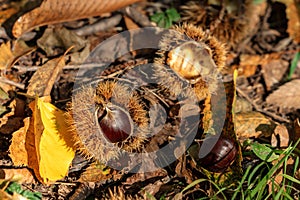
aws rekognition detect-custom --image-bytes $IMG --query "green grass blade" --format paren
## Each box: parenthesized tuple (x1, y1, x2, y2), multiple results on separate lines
(280, 174, 300, 184)
(232, 166, 252, 200)
(288, 51, 300, 80)
(250, 141, 298, 198)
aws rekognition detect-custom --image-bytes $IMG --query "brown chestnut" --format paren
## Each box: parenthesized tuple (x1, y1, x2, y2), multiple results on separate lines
(198, 136, 237, 172)
(96, 105, 133, 143)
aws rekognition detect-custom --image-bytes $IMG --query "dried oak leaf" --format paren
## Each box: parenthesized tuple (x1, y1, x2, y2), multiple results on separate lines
(266, 79, 300, 111)
(12, 0, 141, 37)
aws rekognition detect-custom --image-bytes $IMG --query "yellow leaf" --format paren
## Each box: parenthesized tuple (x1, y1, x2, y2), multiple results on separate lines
(37, 98, 75, 183)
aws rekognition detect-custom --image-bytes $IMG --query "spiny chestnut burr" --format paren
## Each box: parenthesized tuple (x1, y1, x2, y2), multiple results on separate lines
(198, 136, 237, 172)
(180, 0, 256, 48)
(68, 80, 149, 163)
(154, 23, 227, 101)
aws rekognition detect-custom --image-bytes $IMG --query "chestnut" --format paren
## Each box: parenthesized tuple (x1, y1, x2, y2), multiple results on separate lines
(96, 105, 133, 143)
(198, 136, 237, 172)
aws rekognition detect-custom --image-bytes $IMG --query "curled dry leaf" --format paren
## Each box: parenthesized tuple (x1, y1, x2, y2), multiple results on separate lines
(12, 0, 142, 37)
(266, 79, 300, 111)
(271, 124, 289, 147)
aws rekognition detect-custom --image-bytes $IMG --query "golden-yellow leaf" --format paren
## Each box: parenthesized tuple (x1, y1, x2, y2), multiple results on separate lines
(37, 98, 75, 183)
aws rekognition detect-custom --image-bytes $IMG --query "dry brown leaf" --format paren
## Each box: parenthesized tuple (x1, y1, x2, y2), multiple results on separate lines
(277, 0, 300, 43)
(37, 27, 88, 57)
(27, 54, 66, 98)
(234, 53, 284, 77)
(262, 59, 289, 90)
(0, 190, 12, 200)
(0, 42, 14, 71)
(0, 0, 29, 26)
(235, 111, 276, 140)
(9, 118, 30, 166)
(78, 161, 112, 183)
(0, 168, 35, 184)
(266, 79, 300, 111)
(0, 40, 35, 71)
(0, 99, 24, 135)
(12, 0, 142, 37)
(124, 16, 140, 30)
(269, 157, 294, 193)
(271, 124, 290, 147)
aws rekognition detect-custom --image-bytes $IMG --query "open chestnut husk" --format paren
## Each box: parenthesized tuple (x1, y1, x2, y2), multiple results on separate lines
(197, 136, 237, 172)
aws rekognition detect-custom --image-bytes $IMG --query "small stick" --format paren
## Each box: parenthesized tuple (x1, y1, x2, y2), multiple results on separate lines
(74, 14, 122, 36)
(0, 77, 25, 89)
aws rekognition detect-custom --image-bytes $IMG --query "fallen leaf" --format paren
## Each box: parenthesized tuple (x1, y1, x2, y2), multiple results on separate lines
(0, 168, 35, 184)
(276, 0, 300, 43)
(269, 156, 295, 193)
(9, 118, 30, 166)
(0, 40, 35, 71)
(233, 53, 284, 77)
(37, 27, 88, 57)
(78, 161, 112, 183)
(262, 59, 289, 90)
(0, 99, 24, 135)
(10, 97, 76, 184)
(12, 0, 142, 37)
(271, 124, 290, 147)
(35, 97, 76, 183)
(0, 87, 10, 116)
(27, 54, 66, 97)
(235, 111, 276, 140)
(124, 15, 140, 30)
(0, 0, 28, 26)
(0, 42, 14, 71)
(266, 79, 300, 111)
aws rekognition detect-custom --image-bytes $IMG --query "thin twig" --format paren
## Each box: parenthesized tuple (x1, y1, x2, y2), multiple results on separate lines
(121, 6, 154, 27)
(13, 63, 109, 72)
(0, 77, 25, 89)
(236, 86, 290, 123)
(73, 14, 122, 36)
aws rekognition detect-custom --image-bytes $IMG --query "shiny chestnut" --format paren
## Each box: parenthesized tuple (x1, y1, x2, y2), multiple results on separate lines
(96, 105, 133, 143)
(198, 136, 237, 172)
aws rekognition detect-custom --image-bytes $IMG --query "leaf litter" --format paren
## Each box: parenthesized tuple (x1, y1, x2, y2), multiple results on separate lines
(0, 0, 300, 199)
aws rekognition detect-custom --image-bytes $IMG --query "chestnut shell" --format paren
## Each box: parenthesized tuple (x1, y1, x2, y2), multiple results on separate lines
(96, 105, 132, 143)
(199, 137, 237, 172)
